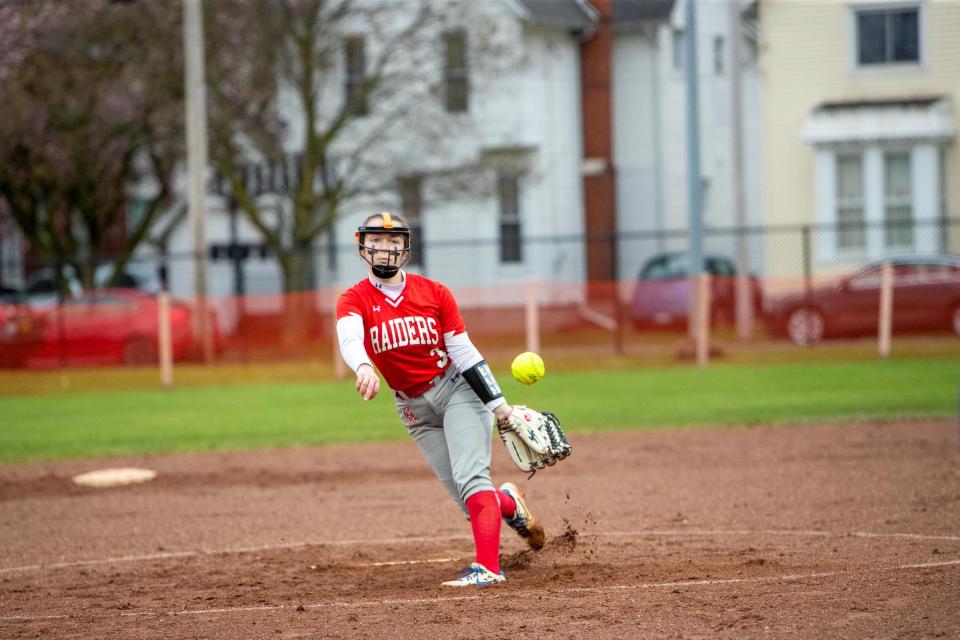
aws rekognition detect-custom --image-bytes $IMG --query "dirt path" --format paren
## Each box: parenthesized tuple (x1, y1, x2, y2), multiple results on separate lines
(1, 420, 958, 639)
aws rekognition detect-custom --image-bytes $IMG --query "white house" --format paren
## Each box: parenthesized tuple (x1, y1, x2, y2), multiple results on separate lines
(154, 0, 599, 315)
(612, 0, 764, 282)
(1, 0, 769, 319)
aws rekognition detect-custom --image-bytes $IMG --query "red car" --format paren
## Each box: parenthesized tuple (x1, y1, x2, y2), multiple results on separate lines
(28, 289, 219, 366)
(0, 299, 44, 368)
(764, 254, 960, 345)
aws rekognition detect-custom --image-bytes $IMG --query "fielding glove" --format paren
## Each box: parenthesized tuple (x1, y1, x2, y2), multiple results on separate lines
(497, 406, 572, 473)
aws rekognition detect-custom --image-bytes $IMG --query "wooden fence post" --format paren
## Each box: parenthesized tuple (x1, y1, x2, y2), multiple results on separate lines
(696, 273, 711, 368)
(878, 262, 893, 359)
(332, 286, 347, 379)
(158, 292, 173, 388)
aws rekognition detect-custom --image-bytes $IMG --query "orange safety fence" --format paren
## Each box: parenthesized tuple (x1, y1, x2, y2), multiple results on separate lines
(2, 269, 959, 373)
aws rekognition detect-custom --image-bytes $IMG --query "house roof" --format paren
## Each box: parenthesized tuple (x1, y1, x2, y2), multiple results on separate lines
(515, 0, 598, 32)
(513, 0, 674, 35)
(613, 0, 676, 25)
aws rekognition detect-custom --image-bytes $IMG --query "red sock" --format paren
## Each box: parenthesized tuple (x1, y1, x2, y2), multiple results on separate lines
(497, 489, 517, 519)
(465, 491, 502, 574)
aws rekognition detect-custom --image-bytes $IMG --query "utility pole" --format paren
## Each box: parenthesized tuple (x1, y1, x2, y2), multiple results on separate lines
(684, 0, 707, 366)
(729, 0, 753, 342)
(183, 0, 212, 361)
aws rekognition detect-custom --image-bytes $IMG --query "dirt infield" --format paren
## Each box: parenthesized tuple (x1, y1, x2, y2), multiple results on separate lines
(1, 420, 958, 639)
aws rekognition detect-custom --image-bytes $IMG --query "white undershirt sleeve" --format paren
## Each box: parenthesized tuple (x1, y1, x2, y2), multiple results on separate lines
(443, 330, 483, 371)
(444, 330, 507, 412)
(336, 313, 373, 374)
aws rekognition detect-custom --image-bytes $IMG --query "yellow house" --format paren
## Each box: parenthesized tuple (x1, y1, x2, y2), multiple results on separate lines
(759, 0, 958, 280)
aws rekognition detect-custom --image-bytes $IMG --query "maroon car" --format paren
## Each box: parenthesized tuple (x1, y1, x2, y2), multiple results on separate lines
(630, 252, 763, 330)
(765, 254, 960, 345)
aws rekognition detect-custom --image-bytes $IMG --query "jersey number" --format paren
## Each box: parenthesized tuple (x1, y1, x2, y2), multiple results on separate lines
(430, 348, 448, 369)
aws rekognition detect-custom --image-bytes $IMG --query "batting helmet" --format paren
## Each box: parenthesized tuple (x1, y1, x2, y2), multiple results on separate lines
(355, 212, 411, 279)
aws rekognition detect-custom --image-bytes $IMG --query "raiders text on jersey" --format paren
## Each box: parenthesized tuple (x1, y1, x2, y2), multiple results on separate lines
(370, 315, 440, 354)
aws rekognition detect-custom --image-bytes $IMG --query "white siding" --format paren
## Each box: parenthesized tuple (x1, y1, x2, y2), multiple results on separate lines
(149, 3, 589, 305)
(613, 0, 764, 281)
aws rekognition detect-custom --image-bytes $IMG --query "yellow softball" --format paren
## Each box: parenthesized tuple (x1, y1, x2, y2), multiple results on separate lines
(511, 351, 545, 385)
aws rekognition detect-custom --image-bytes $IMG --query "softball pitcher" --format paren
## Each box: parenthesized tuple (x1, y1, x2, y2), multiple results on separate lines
(336, 212, 545, 587)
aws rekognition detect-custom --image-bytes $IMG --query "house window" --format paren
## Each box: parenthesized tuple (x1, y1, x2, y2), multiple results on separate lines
(713, 36, 724, 75)
(498, 173, 522, 263)
(856, 6, 920, 65)
(344, 37, 367, 116)
(399, 176, 424, 269)
(883, 151, 913, 247)
(836, 154, 866, 250)
(327, 225, 337, 273)
(671, 29, 684, 71)
(443, 31, 468, 113)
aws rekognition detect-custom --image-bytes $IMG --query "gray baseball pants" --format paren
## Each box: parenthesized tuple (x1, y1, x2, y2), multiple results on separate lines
(394, 365, 494, 516)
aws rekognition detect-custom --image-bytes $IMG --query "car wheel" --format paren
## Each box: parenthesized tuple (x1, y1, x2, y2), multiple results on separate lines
(123, 336, 158, 365)
(786, 307, 824, 346)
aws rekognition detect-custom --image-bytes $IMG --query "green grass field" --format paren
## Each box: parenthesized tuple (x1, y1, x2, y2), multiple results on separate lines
(1, 357, 957, 463)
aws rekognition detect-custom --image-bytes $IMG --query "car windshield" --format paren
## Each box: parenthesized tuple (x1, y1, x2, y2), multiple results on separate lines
(640, 254, 737, 280)
(706, 258, 736, 276)
(847, 266, 883, 288)
(641, 255, 689, 280)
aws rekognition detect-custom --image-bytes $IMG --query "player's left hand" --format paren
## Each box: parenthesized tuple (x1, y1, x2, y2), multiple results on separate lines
(493, 402, 514, 423)
(355, 364, 380, 400)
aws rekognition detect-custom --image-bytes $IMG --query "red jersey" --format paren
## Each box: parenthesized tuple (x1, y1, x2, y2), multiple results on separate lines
(336, 274, 465, 394)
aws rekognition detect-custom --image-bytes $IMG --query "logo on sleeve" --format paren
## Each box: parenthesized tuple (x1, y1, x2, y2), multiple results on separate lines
(372, 305, 380, 312)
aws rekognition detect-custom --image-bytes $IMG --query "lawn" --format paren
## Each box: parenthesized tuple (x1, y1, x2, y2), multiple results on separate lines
(1, 357, 957, 463)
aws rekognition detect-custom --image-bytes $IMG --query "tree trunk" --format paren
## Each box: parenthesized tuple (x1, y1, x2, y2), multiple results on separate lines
(279, 245, 315, 349)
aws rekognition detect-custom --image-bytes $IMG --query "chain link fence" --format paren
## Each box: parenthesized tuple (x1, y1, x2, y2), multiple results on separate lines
(1, 216, 958, 369)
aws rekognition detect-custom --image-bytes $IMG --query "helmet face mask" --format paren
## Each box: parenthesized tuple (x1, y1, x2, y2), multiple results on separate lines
(356, 212, 411, 278)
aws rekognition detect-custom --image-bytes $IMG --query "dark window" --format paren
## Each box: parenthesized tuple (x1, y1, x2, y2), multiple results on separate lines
(498, 173, 521, 263)
(707, 257, 735, 277)
(399, 176, 424, 269)
(443, 31, 468, 113)
(344, 37, 368, 116)
(713, 36, 724, 75)
(857, 7, 919, 65)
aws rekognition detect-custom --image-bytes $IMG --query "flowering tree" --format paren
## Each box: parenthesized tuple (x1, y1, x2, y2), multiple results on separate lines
(0, 0, 183, 289)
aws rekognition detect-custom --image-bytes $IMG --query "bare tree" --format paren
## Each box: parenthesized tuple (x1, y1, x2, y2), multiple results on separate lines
(0, 0, 183, 290)
(205, 0, 520, 298)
